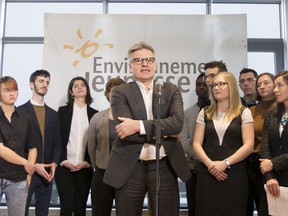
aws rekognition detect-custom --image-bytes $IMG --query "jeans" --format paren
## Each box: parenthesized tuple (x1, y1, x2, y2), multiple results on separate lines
(0, 178, 28, 216)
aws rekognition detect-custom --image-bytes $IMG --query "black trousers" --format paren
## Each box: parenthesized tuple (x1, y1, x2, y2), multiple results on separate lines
(90, 168, 115, 216)
(185, 170, 197, 216)
(55, 166, 93, 216)
(258, 185, 270, 216)
(247, 153, 263, 216)
(25, 174, 53, 216)
(115, 157, 179, 216)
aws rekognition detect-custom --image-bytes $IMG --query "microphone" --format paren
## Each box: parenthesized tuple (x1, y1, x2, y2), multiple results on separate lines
(156, 79, 164, 96)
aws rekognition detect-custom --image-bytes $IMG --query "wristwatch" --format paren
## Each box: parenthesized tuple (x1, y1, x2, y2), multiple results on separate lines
(224, 159, 231, 169)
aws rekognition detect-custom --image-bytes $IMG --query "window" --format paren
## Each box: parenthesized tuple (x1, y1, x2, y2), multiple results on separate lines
(109, 3, 206, 14)
(212, 3, 281, 38)
(5, 3, 103, 37)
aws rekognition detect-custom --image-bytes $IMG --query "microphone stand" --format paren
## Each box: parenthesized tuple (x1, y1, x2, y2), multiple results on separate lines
(155, 94, 161, 216)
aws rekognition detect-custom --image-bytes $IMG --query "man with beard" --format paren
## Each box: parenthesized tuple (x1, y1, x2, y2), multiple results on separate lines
(19, 70, 62, 216)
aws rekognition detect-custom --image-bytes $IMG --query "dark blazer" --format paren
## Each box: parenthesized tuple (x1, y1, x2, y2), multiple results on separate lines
(261, 110, 288, 187)
(19, 101, 61, 164)
(103, 81, 191, 189)
(57, 104, 98, 164)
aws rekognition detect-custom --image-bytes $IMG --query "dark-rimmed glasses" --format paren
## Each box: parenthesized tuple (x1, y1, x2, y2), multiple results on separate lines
(203, 73, 217, 81)
(211, 81, 228, 89)
(239, 78, 256, 84)
(130, 57, 156, 65)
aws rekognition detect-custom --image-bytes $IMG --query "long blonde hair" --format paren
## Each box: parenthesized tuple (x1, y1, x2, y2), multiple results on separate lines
(205, 72, 242, 121)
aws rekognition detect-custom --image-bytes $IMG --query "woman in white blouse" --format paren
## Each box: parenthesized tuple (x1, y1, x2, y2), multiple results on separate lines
(56, 77, 98, 216)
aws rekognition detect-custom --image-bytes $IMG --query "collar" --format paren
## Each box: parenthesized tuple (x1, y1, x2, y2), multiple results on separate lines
(30, 99, 45, 106)
(73, 102, 87, 111)
(135, 80, 154, 92)
(0, 106, 18, 117)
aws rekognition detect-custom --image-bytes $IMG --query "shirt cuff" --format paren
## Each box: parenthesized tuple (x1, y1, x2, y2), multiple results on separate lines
(139, 120, 146, 135)
(83, 161, 91, 168)
(60, 160, 68, 167)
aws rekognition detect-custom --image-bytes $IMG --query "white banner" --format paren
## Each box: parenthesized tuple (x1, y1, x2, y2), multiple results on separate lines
(43, 13, 247, 111)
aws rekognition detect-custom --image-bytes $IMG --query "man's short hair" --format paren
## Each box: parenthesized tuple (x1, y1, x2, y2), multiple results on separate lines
(196, 73, 205, 80)
(204, 60, 227, 72)
(239, 68, 258, 78)
(30, 69, 50, 83)
(128, 42, 155, 59)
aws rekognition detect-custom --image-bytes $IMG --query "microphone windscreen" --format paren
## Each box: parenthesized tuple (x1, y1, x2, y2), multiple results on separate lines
(156, 79, 164, 95)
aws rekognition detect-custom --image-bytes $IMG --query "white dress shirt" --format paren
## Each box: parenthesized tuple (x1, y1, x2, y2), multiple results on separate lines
(136, 80, 166, 160)
(67, 103, 89, 166)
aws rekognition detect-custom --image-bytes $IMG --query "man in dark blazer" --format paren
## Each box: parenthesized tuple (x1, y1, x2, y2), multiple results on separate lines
(19, 70, 62, 216)
(103, 42, 191, 216)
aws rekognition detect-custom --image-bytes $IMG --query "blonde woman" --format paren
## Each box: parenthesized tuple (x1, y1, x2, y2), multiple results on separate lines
(193, 72, 254, 216)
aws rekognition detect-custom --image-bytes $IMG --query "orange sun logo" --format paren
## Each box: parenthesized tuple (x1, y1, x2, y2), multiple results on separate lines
(63, 28, 114, 68)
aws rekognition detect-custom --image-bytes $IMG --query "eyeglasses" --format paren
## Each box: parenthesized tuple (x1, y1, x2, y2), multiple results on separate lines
(130, 57, 156, 65)
(256, 81, 272, 88)
(203, 73, 217, 81)
(211, 81, 228, 89)
(239, 78, 256, 84)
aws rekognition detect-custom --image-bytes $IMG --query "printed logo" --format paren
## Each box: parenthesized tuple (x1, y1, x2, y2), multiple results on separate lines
(63, 28, 114, 68)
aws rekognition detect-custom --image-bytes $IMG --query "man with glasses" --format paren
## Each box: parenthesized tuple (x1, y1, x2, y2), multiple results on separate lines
(203, 60, 228, 86)
(239, 68, 258, 107)
(239, 68, 262, 216)
(103, 42, 191, 216)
